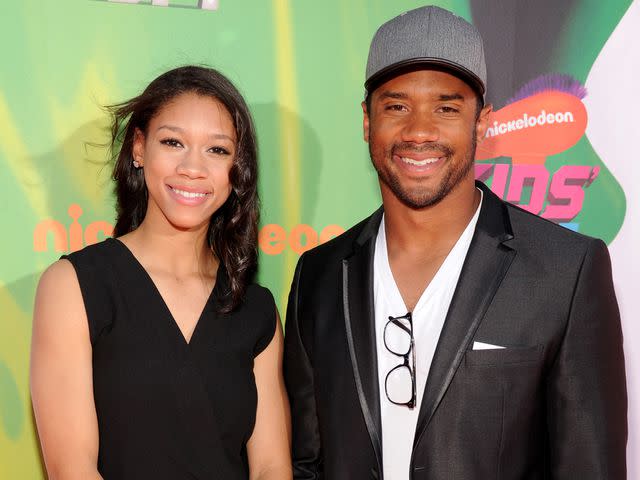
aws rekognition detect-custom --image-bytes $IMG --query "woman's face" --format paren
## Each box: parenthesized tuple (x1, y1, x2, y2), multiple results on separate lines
(133, 92, 236, 233)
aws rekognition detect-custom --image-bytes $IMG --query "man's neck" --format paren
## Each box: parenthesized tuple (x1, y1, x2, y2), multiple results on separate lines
(382, 181, 481, 255)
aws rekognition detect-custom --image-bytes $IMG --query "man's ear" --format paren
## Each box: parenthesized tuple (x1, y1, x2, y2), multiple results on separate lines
(132, 128, 145, 166)
(362, 101, 370, 143)
(475, 103, 493, 143)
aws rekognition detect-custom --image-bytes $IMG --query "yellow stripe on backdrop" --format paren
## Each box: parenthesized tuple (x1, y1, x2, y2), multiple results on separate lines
(0, 94, 50, 221)
(273, 0, 301, 309)
(48, 62, 115, 212)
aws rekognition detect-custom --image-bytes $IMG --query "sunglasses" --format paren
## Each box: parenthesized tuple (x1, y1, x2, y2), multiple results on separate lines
(383, 311, 416, 409)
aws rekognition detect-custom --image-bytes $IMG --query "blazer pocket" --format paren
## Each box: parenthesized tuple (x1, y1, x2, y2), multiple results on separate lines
(464, 344, 543, 366)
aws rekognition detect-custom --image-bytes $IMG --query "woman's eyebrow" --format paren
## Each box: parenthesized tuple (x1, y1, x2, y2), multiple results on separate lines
(156, 125, 234, 141)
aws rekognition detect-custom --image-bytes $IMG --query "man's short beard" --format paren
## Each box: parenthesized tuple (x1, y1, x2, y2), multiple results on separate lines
(369, 133, 477, 210)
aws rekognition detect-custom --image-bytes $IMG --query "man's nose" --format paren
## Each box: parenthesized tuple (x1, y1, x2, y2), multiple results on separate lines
(401, 110, 440, 143)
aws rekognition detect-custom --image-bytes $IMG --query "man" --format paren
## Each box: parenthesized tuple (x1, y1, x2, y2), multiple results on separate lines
(284, 5, 627, 479)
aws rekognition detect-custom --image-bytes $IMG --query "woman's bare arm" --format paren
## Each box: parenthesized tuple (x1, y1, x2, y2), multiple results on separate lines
(30, 260, 103, 480)
(247, 310, 293, 480)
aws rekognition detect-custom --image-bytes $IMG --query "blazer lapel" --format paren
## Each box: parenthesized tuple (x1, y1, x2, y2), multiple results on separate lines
(342, 208, 384, 472)
(413, 183, 517, 448)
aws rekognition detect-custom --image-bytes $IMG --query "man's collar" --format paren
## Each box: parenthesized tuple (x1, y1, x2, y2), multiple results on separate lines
(354, 180, 514, 249)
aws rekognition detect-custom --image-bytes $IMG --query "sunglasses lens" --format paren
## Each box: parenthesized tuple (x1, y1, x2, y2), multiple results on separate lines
(386, 365, 413, 404)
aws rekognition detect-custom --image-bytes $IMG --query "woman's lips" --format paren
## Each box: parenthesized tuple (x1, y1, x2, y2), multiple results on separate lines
(166, 184, 211, 206)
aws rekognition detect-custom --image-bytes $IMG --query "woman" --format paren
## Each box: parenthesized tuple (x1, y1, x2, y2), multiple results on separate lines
(30, 66, 292, 479)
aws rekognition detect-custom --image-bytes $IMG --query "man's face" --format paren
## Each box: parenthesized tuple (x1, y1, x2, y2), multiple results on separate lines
(363, 69, 491, 209)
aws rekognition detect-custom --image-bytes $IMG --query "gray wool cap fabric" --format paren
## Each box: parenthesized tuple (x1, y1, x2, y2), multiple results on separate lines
(365, 5, 487, 98)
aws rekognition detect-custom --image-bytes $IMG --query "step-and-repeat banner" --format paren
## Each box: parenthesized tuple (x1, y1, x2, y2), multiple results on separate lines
(1, 0, 637, 476)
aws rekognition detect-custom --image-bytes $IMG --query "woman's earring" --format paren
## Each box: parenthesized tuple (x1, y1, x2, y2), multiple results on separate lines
(133, 159, 142, 168)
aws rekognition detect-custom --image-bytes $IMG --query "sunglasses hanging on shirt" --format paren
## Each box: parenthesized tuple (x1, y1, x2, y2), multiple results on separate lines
(384, 312, 417, 409)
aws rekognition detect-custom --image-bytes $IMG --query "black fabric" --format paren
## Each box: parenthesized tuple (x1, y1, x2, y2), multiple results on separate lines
(284, 181, 627, 479)
(62, 238, 276, 480)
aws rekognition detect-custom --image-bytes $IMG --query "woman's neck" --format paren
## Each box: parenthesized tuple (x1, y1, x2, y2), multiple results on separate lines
(119, 219, 216, 279)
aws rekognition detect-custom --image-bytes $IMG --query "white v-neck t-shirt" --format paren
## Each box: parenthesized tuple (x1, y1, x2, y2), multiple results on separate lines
(373, 191, 483, 479)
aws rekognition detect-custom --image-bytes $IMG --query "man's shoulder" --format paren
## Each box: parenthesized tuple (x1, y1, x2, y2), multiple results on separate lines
(504, 200, 600, 252)
(301, 210, 380, 265)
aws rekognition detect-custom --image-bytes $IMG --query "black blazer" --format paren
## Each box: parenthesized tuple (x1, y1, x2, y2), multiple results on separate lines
(284, 182, 627, 479)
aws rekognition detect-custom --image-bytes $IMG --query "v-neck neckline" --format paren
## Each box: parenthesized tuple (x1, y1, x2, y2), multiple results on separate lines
(109, 237, 220, 347)
(375, 217, 440, 314)
(375, 195, 483, 315)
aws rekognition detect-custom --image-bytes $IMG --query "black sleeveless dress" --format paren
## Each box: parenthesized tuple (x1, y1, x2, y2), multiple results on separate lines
(62, 238, 276, 480)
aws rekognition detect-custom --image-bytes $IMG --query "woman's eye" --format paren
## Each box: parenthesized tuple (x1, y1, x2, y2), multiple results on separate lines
(209, 146, 231, 155)
(160, 138, 183, 148)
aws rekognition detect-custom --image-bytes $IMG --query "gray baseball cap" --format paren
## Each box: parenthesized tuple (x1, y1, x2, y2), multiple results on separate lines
(365, 6, 487, 100)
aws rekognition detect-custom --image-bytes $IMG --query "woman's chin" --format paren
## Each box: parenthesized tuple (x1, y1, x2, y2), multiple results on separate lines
(164, 215, 212, 233)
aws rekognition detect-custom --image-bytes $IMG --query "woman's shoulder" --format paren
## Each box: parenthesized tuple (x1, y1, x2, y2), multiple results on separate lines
(243, 282, 276, 304)
(39, 237, 117, 299)
(38, 239, 113, 295)
(240, 283, 278, 357)
(38, 257, 80, 294)
(56, 238, 122, 307)
(46, 239, 120, 345)
(34, 260, 88, 339)
(62, 238, 119, 268)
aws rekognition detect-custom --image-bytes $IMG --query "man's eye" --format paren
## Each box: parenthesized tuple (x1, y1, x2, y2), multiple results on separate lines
(438, 106, 460, 114)
(209, 146, 231, 155)
(385, 104, 407, 112)
(160, 138, 183, 148)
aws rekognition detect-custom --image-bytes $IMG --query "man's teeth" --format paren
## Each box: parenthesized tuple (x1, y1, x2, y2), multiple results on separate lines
(400, 156, 442, 166)
(172, 187, 207, 198)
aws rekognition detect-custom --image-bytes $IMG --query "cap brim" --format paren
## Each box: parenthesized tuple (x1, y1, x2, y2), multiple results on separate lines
(365, 58, 485, 99)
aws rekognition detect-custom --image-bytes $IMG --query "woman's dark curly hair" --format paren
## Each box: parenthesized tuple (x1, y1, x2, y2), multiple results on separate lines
(109, 65, 259, 313)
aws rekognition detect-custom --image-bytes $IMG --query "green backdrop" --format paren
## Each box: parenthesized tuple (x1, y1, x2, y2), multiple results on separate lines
(0, 0, 633, 476)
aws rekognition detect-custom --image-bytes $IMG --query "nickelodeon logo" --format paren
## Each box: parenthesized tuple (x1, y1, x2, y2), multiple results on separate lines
(477, 80, 588, 165)
(34, 205, 114, 253)
(33, 204, 345, 255)
(486, 110, 576, 139)
(472, 75, 599, 224)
